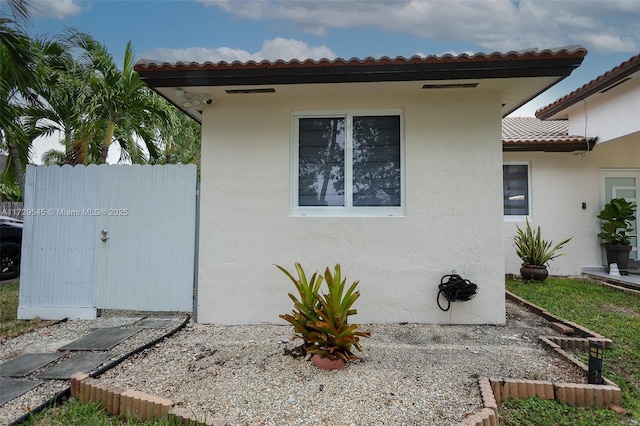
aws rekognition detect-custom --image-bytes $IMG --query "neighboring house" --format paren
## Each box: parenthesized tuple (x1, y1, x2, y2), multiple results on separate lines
(135, 47, 586, 325)
(503, 53, 640, 277)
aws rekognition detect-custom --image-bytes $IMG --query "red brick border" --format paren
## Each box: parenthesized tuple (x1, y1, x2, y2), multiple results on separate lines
(70, 373, 225, 425)
(457, 291, 624, 425)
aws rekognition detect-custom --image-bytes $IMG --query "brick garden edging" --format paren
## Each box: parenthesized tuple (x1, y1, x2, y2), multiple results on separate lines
(457, 291, 624, 425)
(70, 372, 226, 426)
(68, 291, 625, 426)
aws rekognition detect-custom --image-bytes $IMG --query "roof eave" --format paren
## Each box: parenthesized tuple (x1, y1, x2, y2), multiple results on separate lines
(536, 54, 640, 120)
(502, 138, 597, 152)
(135, 57, 586, 88)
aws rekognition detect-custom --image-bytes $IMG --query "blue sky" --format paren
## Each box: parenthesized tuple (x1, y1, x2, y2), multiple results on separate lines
(20, 0, 640, 116)
(5, 0, 640, 160)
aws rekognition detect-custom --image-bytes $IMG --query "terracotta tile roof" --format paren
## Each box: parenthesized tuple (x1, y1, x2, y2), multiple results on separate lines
(536, 53, 640, 120)
(502, 117, 596, 152)
(135, 46, 587, 72)
(134, 47, 587, 92)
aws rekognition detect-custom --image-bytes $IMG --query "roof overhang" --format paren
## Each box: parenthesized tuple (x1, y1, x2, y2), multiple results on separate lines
(502, 138, 597, 152)
(536, 53, 640, 120)
(134, 46, 587, 123)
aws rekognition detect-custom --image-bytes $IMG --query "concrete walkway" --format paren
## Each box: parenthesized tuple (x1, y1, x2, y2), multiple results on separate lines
(0, 314, 187, 424)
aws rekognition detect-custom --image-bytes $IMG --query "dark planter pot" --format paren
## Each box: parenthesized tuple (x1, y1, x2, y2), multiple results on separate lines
(520, 265, 549, 282)
(311, 354, 345, 370)
(603, 244, 632, 271)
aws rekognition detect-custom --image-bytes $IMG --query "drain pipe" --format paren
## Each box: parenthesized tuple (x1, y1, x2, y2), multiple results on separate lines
(8, 315, 190, 426)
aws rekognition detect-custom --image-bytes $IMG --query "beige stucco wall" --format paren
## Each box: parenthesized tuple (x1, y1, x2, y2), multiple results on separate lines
(503, 135, 640, 277)
(566, 77, 640, 144)
(198, 87, 506, 325)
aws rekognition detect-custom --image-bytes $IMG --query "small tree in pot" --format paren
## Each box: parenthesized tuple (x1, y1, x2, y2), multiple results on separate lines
(597, 198, 637, 271)
(514, 219, 572, 281)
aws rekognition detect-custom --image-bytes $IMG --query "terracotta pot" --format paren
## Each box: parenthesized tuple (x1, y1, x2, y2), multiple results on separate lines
(520, 265, 548, 282)
(311, 354, 345, 370)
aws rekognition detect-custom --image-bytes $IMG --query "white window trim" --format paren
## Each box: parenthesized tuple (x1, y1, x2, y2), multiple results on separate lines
(291, 109, 405, 217)
(503, 161, 531, 221)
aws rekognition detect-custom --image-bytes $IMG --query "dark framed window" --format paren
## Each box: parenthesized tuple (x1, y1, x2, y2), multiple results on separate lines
(503, 164, 529, 216)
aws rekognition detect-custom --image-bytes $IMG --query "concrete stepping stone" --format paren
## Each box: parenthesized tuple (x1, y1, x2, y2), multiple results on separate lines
(0, 378, 42, 405)
(36, 352, 115, 380)
(93, 316, 143, 329)
(0, 353, 63, 377)
(59, 329, 139, 351)
(134, 316, 180, 328)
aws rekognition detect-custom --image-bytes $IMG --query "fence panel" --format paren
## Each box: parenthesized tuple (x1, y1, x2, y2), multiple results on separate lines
(18, 164, 197, 319)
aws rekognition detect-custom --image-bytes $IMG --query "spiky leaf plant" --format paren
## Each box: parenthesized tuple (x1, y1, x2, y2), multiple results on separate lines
(514, 219, 572, 267)
(306, 264, 371, 362)
(277, 263, 323, 350)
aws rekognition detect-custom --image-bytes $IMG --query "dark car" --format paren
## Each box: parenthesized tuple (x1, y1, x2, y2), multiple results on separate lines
(1, 216, 22, 280)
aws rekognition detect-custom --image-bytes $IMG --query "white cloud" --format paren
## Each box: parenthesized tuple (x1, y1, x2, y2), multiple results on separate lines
(198, 0, 640, 54)
(138, 37, 335, 63)
(30, 0, 85, 19)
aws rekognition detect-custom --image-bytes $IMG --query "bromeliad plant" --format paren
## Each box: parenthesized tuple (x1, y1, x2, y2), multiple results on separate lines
(276, 262, 323, 352)
(514, 219, 572, 267)
(306, 264, 371, 362)
(277, 263, 370, 363)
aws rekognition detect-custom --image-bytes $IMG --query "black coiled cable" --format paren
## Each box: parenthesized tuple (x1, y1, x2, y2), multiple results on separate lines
(437, 274, 478, 311)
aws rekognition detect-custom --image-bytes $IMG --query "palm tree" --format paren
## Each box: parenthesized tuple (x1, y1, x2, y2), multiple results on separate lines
(25, 36, 91, 162)
(63, 30, 168, 165)
(155, 105, 201, 166)
(0, 0, 43, 194)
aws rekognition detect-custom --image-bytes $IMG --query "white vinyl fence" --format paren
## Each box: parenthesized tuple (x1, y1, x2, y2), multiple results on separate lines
(18, 164, 197, 319)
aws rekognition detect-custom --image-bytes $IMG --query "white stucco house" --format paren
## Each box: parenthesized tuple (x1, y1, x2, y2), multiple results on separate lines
(502, 53, 640, 277)
(135, 47, 587, 325)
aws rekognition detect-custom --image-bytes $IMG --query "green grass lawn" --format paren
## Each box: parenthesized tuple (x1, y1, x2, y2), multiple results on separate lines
(18, 399, 186, 426)
(0, 281, 52, 342)
(506, 276, 640, 423)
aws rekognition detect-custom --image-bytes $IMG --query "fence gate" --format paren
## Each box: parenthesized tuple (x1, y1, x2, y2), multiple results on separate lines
(18, 164, 197, 319)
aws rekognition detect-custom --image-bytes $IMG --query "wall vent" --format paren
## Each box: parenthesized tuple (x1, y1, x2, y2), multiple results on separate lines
(422, 83, 478, 89)
(225, 88, 276, 94)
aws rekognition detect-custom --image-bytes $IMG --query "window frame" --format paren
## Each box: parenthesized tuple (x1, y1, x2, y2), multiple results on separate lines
(503, 161, 531, 221)
(291, 109, 405, 217)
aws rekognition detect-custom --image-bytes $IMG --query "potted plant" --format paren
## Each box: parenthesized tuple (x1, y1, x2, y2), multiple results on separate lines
(278, 263, 370, 369)
(513, 219, 572, 281)
(597, 198, 637, 272)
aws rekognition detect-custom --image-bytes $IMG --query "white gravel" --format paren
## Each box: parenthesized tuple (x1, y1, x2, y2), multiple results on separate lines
(1, 301, 586, 425)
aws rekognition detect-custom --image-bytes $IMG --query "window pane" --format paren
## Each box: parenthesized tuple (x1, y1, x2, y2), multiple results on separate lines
(298, 118, 345, 206)
(503, 164, 529, 215)
(352, 116, 401, 206)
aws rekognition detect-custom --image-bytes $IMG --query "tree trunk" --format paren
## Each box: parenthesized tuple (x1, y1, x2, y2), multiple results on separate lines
(98, 121, 116, 164)
(6, 137, 26, 195)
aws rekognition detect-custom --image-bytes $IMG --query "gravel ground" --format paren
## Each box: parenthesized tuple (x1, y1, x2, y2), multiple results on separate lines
(0, 301, 586, 426)
(0, 313, 188, 424)
(100, 301, 584, 426)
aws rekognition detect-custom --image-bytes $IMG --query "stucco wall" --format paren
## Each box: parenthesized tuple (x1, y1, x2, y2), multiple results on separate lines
(503, 136, 640, 277)
(566, 77, 640, 144)
(198, 88, 506, 325)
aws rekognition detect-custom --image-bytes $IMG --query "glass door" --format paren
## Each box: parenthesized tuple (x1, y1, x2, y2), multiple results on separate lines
(602, 171, 638, 261)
